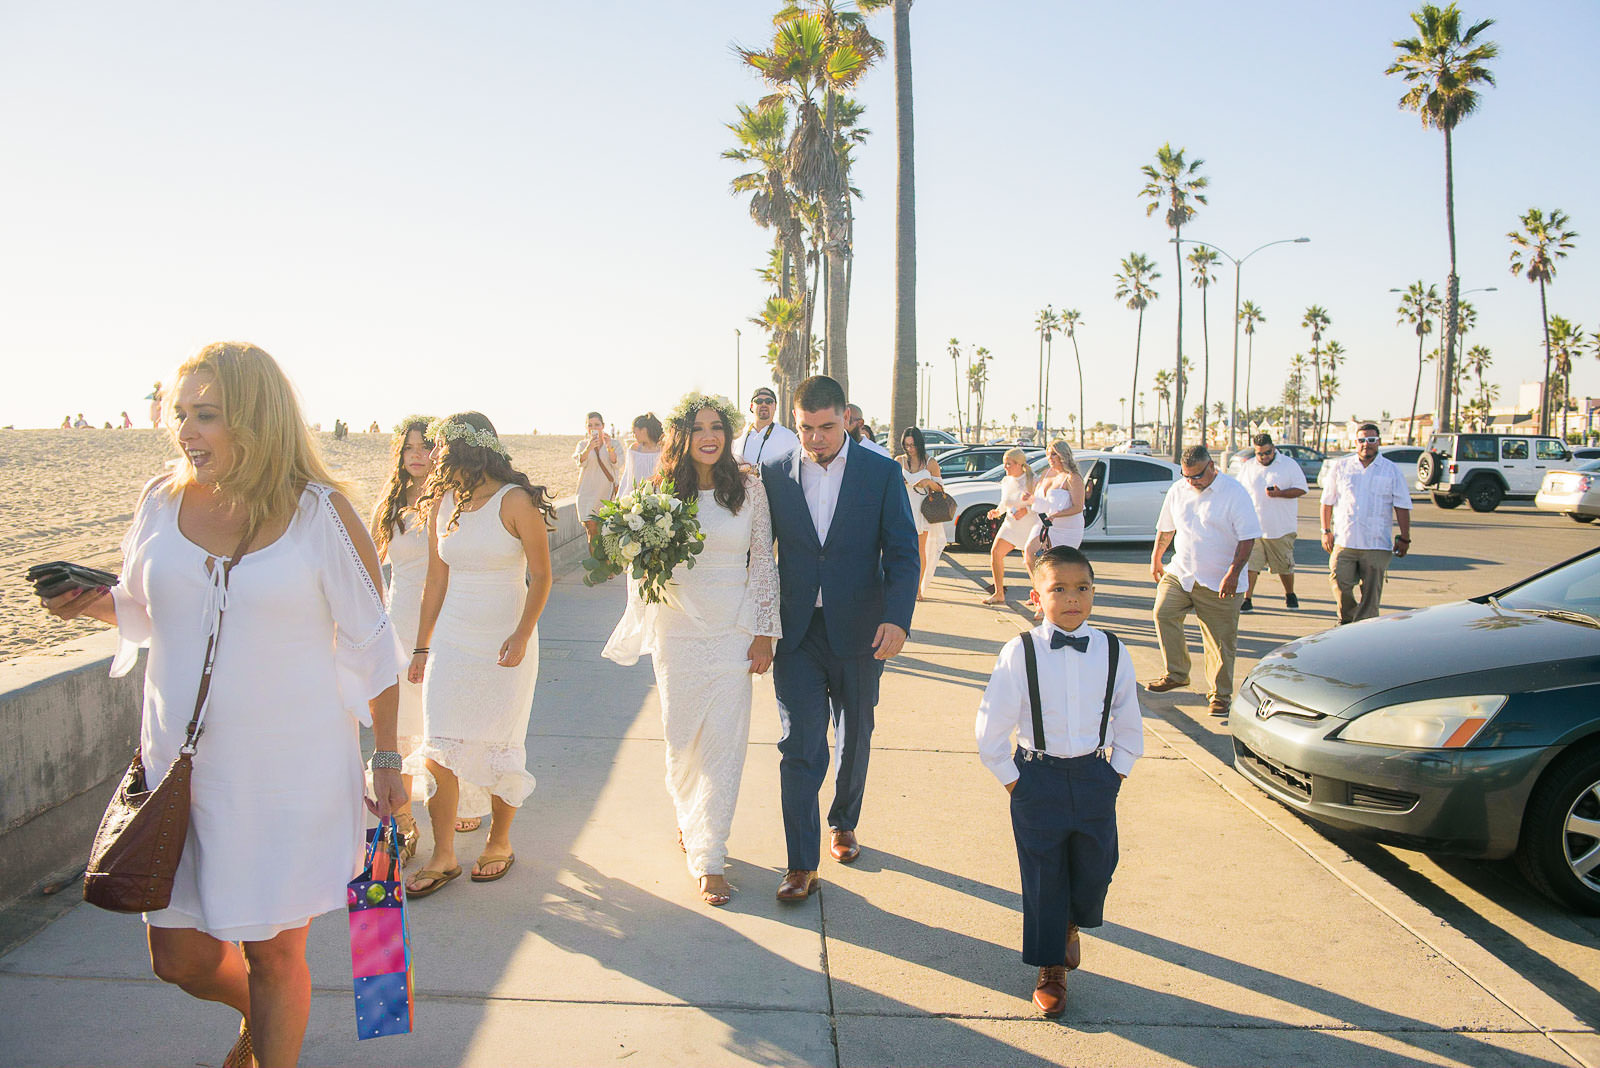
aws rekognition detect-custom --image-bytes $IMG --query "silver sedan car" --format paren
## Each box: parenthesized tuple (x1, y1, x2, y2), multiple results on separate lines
(1535, 459, 1600, 524)
(945, 451, 1180, 550)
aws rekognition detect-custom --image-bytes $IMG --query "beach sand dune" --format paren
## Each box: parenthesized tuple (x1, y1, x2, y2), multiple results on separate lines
(3, 430, 582, 662)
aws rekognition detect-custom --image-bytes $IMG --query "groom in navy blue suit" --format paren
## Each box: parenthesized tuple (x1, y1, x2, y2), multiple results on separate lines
(761, 375, 920, 901)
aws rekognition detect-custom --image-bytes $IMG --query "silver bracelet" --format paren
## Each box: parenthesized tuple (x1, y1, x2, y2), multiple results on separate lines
(369, 750, 403, 771)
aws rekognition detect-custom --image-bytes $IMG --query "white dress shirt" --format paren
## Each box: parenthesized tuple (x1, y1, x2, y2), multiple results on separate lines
(740, 422, 800, 466)
(1156, 471, 1262, 592)
(857, 435, 892, 458)
(974, 623, 1144, 784)
(1320, 454, 1411, 550)
(1235, 452, 1309, 539)
(798, 436, 851, 605)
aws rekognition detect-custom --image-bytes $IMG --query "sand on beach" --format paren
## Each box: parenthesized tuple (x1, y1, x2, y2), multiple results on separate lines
(2, 429, 583, 662)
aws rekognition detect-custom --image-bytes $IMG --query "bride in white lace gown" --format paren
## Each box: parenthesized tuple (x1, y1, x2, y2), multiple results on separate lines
(604, 395, 780, 906)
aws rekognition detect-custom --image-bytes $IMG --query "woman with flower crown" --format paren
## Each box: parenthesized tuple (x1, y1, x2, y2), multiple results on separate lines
(403, 412, 556, 897)
(603, 392, 781, 906)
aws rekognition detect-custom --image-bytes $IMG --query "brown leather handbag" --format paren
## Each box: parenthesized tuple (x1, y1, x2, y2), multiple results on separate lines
(82, 525, 252, 913)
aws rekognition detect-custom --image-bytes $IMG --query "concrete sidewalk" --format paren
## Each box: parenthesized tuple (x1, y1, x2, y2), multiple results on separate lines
(1, 547, 1596, 1067)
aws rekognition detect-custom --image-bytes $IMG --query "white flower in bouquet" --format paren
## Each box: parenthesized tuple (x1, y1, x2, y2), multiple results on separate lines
(626, 513, 645, 531)
(581, 478, 706, 602)
(622, 541, 642, 559)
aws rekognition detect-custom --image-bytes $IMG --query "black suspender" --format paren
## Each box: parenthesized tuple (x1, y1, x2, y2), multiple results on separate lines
(1020, 630, 1121, 759)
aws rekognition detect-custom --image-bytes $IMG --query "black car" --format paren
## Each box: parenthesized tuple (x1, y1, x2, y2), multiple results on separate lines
(1231, 548, 1600, 913)
(936, 446, 1039, 481)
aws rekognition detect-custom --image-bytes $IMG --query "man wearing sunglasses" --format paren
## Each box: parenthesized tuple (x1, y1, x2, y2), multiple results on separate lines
(1146, 445, 1262, 716)
(738, 386, 800, 466)
(1320, 422, 1412, 623)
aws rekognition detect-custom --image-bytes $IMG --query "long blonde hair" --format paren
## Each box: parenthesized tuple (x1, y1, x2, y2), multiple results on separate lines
(166, 342, 347, 531)
(1048, 438, 1081, 480)
(1003, 446, 1035, 493)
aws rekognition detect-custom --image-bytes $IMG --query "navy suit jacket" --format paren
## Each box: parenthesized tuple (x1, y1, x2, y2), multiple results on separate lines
(761, 438, 920, 657)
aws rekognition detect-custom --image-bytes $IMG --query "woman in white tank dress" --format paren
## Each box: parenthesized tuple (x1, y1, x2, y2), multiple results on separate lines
(983, 447, 1040, 605)
(896, 426, 946, 601)
(618, 412, 664, 497)
(405, 413, 556, 896)
(1026, 440, 1088, 619)
(604, 394, 779, 907)
(40, 343, 407, 1068)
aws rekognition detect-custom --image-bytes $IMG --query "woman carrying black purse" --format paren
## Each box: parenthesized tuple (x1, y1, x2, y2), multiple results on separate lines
(896, 426, 948, 602)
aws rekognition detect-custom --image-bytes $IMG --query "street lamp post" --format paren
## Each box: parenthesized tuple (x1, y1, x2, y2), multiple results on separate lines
(1174, 236, 1310, 453)
(735, 328, 741, 405)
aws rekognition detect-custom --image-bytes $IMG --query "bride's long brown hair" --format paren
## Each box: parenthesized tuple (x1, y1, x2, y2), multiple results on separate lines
(417, 412, 555, 532)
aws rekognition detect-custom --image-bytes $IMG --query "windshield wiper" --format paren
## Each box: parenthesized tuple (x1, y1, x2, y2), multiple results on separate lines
(1523, 608, 1600, 629)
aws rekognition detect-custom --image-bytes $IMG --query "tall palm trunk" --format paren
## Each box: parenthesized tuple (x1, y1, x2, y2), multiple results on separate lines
(1441, 127, 1460, 435)
(822, 195, 850, 392)
(951, 360, 963, 439)
(1408, 331, 1426, 446)
(1071, 335, 1085, 447)
(1130, 307, 1145, 444)
(1538, 278, 1552, 433)
(1171, 228, 1186, 460)
(1043, 335, 1054, 432)
(889, 0, 917, 436)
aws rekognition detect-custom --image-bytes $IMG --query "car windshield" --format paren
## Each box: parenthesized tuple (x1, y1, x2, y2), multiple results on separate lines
(1494, 551, 1600, 627)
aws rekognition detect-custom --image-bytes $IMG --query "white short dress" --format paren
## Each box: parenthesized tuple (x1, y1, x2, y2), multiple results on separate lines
(1037, 483, 1084, 549)
(618, 447, 661, 499)
(383, 514, 429, 749)
(111, 480, 405, 943)
(995, 475, 1040, 547)
(406, 486, 538, 819)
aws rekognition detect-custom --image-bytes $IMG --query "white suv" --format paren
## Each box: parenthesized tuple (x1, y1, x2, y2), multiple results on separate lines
(1416, 433, 1573, 512)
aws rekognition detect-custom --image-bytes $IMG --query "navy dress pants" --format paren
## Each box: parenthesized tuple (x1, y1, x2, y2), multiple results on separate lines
(773, 608, 884, 871)
(1011, 748, 1122, 967)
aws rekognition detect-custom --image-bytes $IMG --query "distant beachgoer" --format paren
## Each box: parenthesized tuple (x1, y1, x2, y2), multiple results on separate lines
(119, 411, 133, 429)
(72, 413, 89, 428)
(574, 411, 620, 539)
(59, 415, 72, 429)
(333, 419, 348, 440)
(147, 382, 163, 428)
(103, 421, 114, 429)
(368, 421, 381, 434)
(618, 412, 663, 498)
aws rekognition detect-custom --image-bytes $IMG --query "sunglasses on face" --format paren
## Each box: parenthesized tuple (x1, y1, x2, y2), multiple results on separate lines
(1182, 464, 1213, 483)
(1356, 436, 1380, 444)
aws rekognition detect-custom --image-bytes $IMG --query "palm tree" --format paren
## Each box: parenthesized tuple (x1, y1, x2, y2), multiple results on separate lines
(970, 346, 992, 439)
(1286, 354, 1309, 443)
(946, 337, 965, 439)
(1549, 317, 1586, 441)
(1138, 144, 1208, 460)
(1153, 368, 1173, 452)
(1507, 207, 1579, 433)
(1188, 245, 1221, 446)
(1239, 301, 1266, 431)
(1033, 308, 1058, 434)
(888, 0, 917, 440)
(1113, 253, 1161, 445)
(1396, 282, 1440, 444)
(1388, 3, 1498, 434)
(749, 296, 808, 413)
(1320, 340, 1346, 451)
(1210, 401, 1226, 444)
(1060, 309, 1086, 447)
(1300, 305, 1331, 449)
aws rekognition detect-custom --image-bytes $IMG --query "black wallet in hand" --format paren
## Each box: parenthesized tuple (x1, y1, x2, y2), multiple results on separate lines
(26, 561, 119, 599)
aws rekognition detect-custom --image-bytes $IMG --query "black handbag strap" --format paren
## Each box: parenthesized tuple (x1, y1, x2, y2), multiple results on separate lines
(181, 523, 255, 755)
(1019, 629, 1120, 757)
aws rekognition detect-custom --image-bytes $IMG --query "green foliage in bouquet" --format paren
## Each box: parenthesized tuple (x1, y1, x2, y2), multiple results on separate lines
(580, 480, 706, 604)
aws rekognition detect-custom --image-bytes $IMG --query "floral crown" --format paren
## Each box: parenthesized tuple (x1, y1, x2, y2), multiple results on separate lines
(392, 414, 436, 438)
(425, 416, 510, 457)
(666, 391, 745, 438)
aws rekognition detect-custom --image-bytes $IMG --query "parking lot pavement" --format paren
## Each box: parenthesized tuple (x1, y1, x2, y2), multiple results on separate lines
(2, 500, 1595, 1068)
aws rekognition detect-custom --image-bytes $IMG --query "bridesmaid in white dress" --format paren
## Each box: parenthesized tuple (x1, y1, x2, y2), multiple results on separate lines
(896, 426, 945, 601)
(406, 412, 555, 896)
(617, 412, 663, 497)
(1025, 440, 1087, 620)
(603, 393, 780, 907)
(41, 343, 406, 1068)
(983, 447, 1040, 604)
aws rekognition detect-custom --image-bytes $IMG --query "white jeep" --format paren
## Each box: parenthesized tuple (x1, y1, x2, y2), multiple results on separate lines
(1416, 432, 1573, 512)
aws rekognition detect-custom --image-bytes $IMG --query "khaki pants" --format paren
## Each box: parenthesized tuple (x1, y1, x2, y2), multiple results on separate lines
(1329, 547, 1392, 624)
(1152, 573, 1242, 702)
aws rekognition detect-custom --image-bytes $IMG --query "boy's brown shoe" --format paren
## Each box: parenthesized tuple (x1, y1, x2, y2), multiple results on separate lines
(1141, 675, 1188, 693)
(1033, 966, 1068, 1016)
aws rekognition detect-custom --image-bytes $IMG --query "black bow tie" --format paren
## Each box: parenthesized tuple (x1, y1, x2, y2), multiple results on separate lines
(1050, 631, 1090, 652)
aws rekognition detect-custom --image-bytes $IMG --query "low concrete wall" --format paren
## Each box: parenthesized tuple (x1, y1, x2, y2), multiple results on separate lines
(0, 497, 588, 910)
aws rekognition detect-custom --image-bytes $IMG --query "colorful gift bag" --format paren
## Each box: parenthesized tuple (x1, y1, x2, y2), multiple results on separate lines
(348, 820, 414, 1040)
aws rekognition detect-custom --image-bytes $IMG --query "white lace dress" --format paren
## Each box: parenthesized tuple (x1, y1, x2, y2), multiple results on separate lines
(602, 477, 780, 877)
(110, 481, 405, 942)
(382, 514, 428, 750)
(406, 485, 538, 818)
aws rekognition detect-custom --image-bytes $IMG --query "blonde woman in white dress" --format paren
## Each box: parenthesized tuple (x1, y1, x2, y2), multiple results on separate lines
(405, 412, 556, 897)
(896, 426, 945, 601)
(41, 342, 407, 1068)
(574, 409, 620, 538)
(618, 412, 664, 498)
(1025, 440, 1087, 619)
(982, 447, 1040, 605)
(603, 393, 780, 907)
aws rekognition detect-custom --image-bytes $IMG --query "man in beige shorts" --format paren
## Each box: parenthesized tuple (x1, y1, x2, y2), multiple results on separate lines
(1234, 433, 1308, 612)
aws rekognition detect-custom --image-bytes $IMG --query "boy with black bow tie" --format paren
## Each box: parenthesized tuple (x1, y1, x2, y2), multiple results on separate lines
(974, 545, 1144, 1017)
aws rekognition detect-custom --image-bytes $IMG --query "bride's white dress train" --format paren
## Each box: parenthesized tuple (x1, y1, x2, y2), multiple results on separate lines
(603, 476, 781, 877)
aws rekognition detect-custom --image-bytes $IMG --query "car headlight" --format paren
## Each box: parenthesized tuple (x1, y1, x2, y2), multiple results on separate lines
(1337, 695, 1507, 749)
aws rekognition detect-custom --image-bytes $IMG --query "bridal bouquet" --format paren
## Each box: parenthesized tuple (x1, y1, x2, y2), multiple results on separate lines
(581, 480, 705, 604)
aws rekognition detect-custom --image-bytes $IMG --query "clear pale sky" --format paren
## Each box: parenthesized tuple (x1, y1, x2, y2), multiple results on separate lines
(3, 1, 1596, 439)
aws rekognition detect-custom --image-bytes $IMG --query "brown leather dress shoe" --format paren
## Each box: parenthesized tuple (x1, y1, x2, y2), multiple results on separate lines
(829, 828, 861, 864)
(1065, 924, 1081, 971)
(1033, 965, 1068, 1016)
(1141, 675, 1188, 693)
(776, 869, 819, 902)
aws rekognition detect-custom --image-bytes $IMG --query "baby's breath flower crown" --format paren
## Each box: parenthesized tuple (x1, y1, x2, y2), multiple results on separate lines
(425, 416, 510, 458)
(392, 414, 436, 438)
(666, 392, 745, 439)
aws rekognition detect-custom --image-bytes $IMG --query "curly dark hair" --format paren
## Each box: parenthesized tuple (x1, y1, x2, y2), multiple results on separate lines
(657, 408, 746, 514)
(371, 416, 432, 556)
(899, 425, 927, 468)
(417, 412, 555, 532)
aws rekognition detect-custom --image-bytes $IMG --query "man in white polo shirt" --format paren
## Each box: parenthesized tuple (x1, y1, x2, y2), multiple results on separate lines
(1320, 422, 1412, 623)
(738, 386, 801, 466)
(845, 404, 892, 457)
(1146, 445, 1262, 716)
(1234, 432, 1308, 612)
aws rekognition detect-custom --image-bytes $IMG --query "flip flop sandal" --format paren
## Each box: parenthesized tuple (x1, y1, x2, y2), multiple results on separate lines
(455, 816, 483, 833)
(395, 815, 420, 865)
(406, 866, 462, 898)
(699, 877, 732, 907)
(471, 852, 515, 882)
